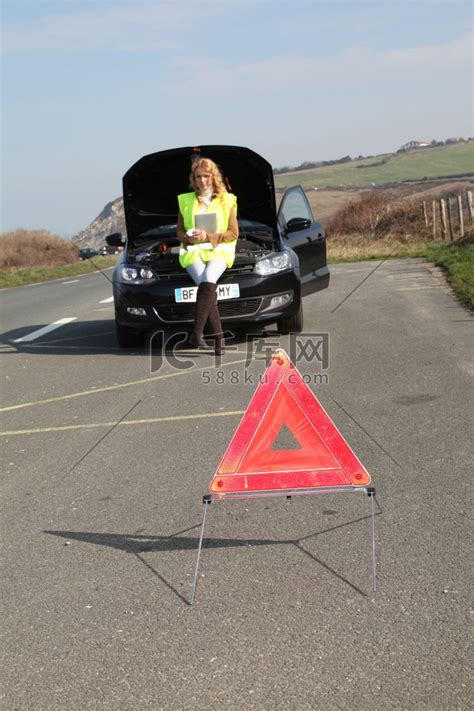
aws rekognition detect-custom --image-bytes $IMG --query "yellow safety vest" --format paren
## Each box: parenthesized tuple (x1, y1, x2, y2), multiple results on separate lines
(178, 191, 238, 269)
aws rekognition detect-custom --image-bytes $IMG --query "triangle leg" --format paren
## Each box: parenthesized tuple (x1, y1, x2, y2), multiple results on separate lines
(370, 491, 377, 593)
(189, 499, 210, 605)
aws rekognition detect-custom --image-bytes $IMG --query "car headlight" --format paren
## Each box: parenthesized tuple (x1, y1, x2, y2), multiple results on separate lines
(255, 252, 291, 276)
(119, 266, 157, 284)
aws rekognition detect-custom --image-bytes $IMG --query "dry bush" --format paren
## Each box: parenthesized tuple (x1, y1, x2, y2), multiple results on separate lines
(325, 191, 393, 238)
(326, 190, 431, 242)
(0, 229, 79, 270)
(376, 196, 431, 242)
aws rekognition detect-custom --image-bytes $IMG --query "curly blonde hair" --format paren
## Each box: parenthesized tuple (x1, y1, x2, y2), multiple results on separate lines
(189, 156, 227, 199)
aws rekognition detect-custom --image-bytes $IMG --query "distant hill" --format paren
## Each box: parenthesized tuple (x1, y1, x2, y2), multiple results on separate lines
(73, 141, 474, 247)
(73, 198, 124, 249)
(274, 141, 474, 190)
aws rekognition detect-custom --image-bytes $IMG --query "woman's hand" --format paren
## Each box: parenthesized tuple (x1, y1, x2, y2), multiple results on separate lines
(189, 229, 207, 244)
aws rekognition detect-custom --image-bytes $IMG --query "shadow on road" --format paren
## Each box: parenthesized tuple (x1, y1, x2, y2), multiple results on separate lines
(45, 507, 381, 602)
(1, 320, 275, 357)
(1, 320, 121, 356)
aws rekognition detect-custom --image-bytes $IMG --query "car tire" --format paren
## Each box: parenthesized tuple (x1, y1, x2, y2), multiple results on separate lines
(277, 302, 304, 334)
(116, 322, 143, 348)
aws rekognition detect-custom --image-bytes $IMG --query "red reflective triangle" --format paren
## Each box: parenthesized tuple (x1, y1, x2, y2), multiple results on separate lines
(210, 350, 371, 494)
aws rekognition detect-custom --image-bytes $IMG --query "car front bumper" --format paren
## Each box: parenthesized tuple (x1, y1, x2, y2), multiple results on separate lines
(113, 270, 302, 331)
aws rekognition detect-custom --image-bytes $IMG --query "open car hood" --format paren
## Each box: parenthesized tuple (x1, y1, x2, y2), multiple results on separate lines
(122, 145, 277, 245)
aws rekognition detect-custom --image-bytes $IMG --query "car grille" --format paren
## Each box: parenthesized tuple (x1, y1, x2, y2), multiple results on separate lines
(155, 264, 254, 280)
(156, 297, 263, 322)
(228, 265, 255, 275)
(156, 271, 190, 281)
(219, 298, 263, 316)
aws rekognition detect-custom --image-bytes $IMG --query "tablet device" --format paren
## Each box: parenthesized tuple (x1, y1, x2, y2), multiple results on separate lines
(195, 212, 217, 232)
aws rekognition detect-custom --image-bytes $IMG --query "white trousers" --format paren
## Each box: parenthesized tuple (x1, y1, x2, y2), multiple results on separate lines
(186, 256, 227, 285)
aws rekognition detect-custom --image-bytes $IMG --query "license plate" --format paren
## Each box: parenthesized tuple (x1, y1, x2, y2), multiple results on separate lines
(175, 283, 240, 303)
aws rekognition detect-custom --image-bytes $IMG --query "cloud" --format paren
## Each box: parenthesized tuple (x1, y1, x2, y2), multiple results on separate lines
(1, 2, 209, 53)
(169, 32, 473, 98)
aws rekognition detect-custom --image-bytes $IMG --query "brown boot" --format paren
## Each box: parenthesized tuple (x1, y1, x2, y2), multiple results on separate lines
(189, 282, 214, 349)
(207, 284, 225, 355)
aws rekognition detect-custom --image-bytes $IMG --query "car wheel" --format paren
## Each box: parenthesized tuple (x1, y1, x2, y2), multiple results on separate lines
(277, 302, 304, 334)
(116, 322, 143, 348)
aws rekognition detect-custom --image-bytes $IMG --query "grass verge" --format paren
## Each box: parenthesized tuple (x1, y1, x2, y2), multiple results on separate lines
(0, 257, 117, 289)
(327, 237, 428, 263)
(423, 242, 474, 310)
(327, 238, 473, 310)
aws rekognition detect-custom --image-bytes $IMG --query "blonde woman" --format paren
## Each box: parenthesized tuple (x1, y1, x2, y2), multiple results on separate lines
(176, 156, 239, 354)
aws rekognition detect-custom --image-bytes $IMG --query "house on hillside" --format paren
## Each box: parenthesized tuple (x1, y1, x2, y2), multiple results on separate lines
(399, 140, 430, 151)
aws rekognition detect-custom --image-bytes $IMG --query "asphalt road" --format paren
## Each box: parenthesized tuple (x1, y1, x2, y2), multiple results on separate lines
(0, 259, 472, 710)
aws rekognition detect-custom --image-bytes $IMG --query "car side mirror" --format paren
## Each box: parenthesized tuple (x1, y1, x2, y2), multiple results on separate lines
(285, 217, 311, 234)
(106, 232, 124, 246)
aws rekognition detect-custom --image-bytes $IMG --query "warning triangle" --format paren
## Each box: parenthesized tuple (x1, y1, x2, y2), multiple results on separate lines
(210, 349, 371, 494)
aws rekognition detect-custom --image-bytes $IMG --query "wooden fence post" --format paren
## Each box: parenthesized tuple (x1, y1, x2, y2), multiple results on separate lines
(422, 200, 428, 226)
(447, 198, 455, 241)
(467, 191, 473, 224)
(457, 195, 465, 238)
(432, 200, 437, 239)
(440, 199, 448, 240)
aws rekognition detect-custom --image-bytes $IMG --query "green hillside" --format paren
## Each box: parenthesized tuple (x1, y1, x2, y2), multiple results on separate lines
(274, 141, 474, 189)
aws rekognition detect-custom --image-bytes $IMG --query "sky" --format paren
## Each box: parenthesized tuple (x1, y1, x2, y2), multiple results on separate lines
(1, 0, 473, 237)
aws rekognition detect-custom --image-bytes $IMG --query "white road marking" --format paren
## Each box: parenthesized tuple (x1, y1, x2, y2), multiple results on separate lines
(0, 357, 249, 412)
(13, 317, 77, 343)
(99, 296, 114, 303)
(0, 410, 246, 437)
(62, 280, 80, 284)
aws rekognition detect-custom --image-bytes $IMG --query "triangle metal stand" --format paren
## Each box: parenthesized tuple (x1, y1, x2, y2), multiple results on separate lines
(189, 485, 377, 605)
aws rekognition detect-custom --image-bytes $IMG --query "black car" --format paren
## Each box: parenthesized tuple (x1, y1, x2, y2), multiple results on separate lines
(107, 145, 329, 347)
(79, 247, 99, 260)
(99, 245, 120, 256)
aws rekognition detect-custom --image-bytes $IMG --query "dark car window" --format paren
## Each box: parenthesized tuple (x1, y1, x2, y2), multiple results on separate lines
(278, 187, 313, 226)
